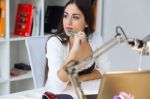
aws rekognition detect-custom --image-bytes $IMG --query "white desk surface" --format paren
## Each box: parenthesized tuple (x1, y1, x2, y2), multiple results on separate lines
(0, 80, 100, 99)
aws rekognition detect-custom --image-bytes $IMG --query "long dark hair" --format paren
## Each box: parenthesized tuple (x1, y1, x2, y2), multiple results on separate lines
(49, 0, 95, 44)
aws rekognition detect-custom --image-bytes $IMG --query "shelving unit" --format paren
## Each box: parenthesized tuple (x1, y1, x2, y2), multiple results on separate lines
(0, 0, 44, 96)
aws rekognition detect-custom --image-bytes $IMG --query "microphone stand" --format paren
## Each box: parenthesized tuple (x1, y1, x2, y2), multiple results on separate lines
(64, 34, 127, 99)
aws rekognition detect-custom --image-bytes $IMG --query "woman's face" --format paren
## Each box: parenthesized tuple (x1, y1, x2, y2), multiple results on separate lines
(63, 4, 87, 36)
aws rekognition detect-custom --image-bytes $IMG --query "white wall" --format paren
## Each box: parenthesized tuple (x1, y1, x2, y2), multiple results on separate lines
(102, 0, 150, 71)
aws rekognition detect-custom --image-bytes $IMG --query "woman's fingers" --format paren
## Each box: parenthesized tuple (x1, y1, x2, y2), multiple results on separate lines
(74, 31, 87, 42)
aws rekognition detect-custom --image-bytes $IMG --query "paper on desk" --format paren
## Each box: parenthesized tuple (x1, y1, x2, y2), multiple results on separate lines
(81, 79, 101, 95)
(21, 92, 42, 99)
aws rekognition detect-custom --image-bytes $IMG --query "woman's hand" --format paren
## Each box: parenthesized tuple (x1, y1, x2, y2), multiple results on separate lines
(72, 31, 87, 50)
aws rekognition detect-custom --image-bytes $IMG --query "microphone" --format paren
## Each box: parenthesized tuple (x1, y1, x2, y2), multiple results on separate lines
(115, 26, 149, 55)
(68, 31, 75, 35)
(128, 38, 146, 49)
(128, 38, 149, 55)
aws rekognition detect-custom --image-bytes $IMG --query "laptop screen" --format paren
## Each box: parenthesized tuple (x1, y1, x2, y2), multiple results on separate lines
(97, 70, 150, 99)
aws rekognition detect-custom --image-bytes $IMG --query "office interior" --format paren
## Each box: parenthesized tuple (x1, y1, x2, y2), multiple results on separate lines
(0, 0, 150, 99)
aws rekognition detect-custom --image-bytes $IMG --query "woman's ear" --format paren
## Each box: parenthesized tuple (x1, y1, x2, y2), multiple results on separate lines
(85, 24, 88, 28)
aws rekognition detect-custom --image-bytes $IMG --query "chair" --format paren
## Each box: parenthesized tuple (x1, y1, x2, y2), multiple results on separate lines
(25, 36, 48, 88)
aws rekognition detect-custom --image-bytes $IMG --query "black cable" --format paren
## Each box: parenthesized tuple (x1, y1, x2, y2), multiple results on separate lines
(116, 26, 128, 40)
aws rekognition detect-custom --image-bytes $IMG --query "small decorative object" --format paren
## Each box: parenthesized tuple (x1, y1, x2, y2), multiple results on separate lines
(10, 68, 28, 77)
(112, 91, 134, 99)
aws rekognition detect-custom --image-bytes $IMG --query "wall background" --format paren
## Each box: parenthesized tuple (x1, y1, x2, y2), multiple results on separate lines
(102, 0, 150, 71)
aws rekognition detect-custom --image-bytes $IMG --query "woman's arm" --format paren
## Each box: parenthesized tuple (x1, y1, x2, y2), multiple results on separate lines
(58, 66, 102, 83)
(58, 31, 101, 82)
(58, 48, 103, 82)
(79, 69, 102, 82)
(57, 48, 79, 82)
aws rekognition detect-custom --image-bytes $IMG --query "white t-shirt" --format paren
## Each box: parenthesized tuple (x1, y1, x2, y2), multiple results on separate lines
(45, 33, 110, 92)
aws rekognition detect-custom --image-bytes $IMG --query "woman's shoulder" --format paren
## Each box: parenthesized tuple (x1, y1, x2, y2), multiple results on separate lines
(47, 36, 62, 45)
(46, 36, 64, 53)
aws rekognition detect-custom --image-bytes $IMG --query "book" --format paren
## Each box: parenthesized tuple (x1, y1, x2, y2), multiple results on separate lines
(14, 4, 34, 37)
(31, 6, 41, 36)
(93, 0, 98, 30)
(10, 68, 28, 77)
(0, 0, 6, 38)
(93, 0, 98, 17)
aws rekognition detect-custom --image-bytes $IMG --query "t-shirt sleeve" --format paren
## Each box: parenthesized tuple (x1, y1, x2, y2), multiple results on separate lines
(45, 37, 68, 91)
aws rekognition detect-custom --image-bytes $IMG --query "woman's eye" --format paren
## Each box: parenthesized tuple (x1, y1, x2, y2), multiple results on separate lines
(73, 16, 79, 20)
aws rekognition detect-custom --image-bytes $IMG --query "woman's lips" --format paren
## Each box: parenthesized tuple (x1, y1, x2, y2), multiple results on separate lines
(66, 27, 73, 31)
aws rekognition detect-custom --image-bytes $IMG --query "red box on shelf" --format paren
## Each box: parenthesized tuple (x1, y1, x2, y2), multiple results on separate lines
(14, 4, 34, 37)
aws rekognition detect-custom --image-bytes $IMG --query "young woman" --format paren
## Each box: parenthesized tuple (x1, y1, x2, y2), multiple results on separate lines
(45, 0, 109, 91)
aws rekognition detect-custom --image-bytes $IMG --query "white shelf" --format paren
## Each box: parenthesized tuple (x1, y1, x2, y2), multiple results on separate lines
(0, 38, 7, 42)
(9, 35, 27, 41)
(0, 38, 5, 40)
(10, 71, 32, 81)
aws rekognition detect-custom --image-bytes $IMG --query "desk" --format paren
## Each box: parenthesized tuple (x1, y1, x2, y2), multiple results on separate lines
(0, 80, 100, 99)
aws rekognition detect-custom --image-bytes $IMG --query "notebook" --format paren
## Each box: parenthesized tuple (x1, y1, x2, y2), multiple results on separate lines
(97, 70, 150, 99)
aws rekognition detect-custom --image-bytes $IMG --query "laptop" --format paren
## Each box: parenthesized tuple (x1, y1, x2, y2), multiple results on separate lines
(97, 70, 150, 99)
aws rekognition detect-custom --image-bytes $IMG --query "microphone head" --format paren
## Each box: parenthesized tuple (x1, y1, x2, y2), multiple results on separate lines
(128, 38, 146, 52)
(128, 38, 145, 48)
(68, 31, 75, 35)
